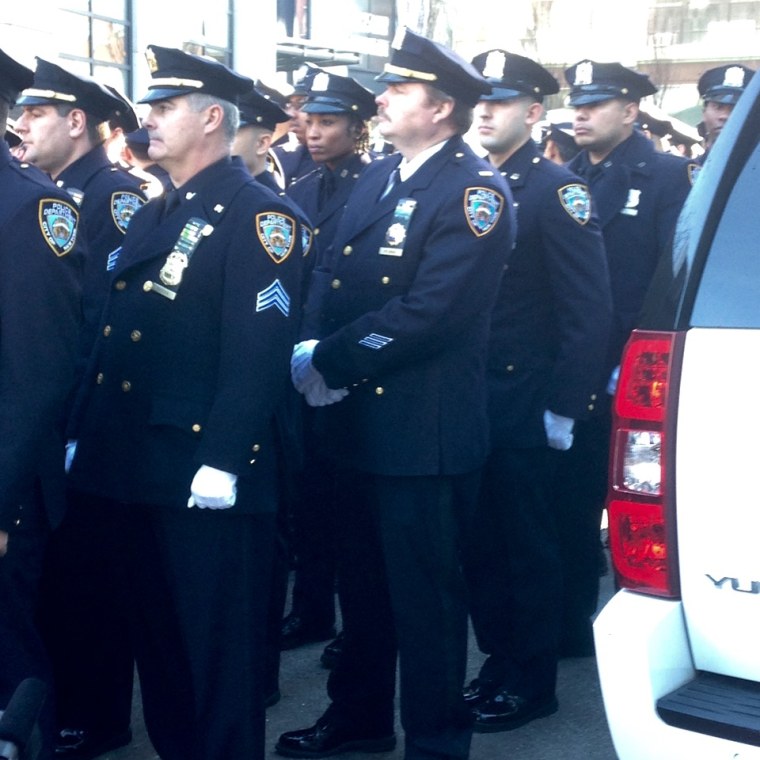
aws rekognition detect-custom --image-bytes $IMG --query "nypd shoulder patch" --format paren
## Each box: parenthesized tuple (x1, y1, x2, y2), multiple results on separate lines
(38, 198, 79, 257)
(464, 187, 504, 237)
(558, 184, 592, 225)
(111, 191, 145, 233)
(302, 224, 314, 258)
(256, 212, 296, 263)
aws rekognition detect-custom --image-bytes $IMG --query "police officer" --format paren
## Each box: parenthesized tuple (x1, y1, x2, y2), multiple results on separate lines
(122, 126, 173, 196)
(65, 44, 302, 760)
(16, 60, 147, 760)
(543, 121, 579, 164)
(460, 49, 612, 732)
(551, 60, 697, 657)
(0, 48, 82, 759)
(278, 28, 515, 760)
(697, 63, 754, 163)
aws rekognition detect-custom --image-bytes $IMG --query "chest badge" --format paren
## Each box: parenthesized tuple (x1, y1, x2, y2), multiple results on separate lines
(620, 188, 641, 217)
(379, 198, 417, 256)
(148, 217, 212, 300)
(464, 187, 504, 237)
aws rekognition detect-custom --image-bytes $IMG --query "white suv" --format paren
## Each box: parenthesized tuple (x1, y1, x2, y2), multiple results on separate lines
(594, 72, 760, 757)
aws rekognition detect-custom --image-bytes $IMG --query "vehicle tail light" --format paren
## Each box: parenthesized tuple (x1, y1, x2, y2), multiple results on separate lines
(608, 330, 681, 598)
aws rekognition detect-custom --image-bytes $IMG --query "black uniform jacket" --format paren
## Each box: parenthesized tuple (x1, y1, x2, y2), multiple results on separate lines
(68, 157, 303, 512)
(309, 136, 516, 477)
(569, 130, 697, 370)
(56, 145, 147, 350)
(0, 142, 82, 530)
(488, 140, 612, 449)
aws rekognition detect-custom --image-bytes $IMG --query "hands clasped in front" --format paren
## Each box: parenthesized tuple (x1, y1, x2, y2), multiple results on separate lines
(291, 340, 349, 407)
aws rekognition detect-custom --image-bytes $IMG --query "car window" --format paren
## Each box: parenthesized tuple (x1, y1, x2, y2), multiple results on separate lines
(691, 136, 760, 327)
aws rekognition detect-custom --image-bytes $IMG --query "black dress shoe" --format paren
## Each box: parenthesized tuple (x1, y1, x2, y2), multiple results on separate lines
(472, 691, 558, 733)
(275, 716, 395, 758)
(320, 632, 344, 669)
(462, 676, 499, 707)
(280, 614, 336, 651)
(55, 727, 132, 759)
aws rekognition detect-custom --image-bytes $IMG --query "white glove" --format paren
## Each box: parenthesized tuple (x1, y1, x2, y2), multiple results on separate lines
(187, 465, 237, 509)
(303, 377, 349, 407)
(606, 365, 620, 396)
(291, 340, 321, 393)
(543, 410, 575, 451)
(65, 440, 77, 473)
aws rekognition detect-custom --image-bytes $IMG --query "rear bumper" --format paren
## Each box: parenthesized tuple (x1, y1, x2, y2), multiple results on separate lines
(594, 590, 760, 759)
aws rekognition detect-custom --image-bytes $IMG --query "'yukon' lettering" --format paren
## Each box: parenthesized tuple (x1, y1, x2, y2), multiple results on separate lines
(706, 575, 760, 594)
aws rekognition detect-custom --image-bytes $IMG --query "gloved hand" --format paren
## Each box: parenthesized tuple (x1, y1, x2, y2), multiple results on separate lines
(291, 340, 321, 393)
(543, 410, 575, 451)
(606, 365, 620, 396)
(187, 465, 237, 509)
(65, 440, 77, 474)
(303, 377, 349, 407)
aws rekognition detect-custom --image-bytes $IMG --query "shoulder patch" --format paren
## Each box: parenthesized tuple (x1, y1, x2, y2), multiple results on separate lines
(464, 187, 504, 237)
(302, 224, 314, 258)
(111, 191, 145, 233)
(557, 183, 592, 225)
(256, 212, 296, 263)
(687, 162, 701, 186)
(38, 198, 79, 257)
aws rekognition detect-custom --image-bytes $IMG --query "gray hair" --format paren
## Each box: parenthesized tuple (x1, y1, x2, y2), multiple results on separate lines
(186, 92, 240, 144)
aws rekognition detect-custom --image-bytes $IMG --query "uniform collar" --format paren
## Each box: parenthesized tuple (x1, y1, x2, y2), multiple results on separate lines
(57, 143, 112, 187)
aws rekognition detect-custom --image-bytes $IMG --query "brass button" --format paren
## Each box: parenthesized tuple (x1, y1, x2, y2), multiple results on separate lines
(252, 444, 261, 452)
(331, 279, 341, 289)
(381, 276, 390, 285)
(143, 281, 153, 292)
(343, 245, 353, 255)
(192, 424, 202, 433)
(588, 403, 595, 411)
(506, 364, 515, 372)
(96, 373, 104, 384)
(115, 279, 127, 291)
(375, 387, 384, 395)
(121, 380, 132, 392)
(130, 330, 142, 342)
(314, 227, 320, 236)
(103, 325, 112, 337)
(590, 393, 598, 401)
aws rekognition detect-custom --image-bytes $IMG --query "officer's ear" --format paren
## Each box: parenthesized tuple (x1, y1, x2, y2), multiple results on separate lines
(67, 108, 88, 139)
(202, 103, 225, 135)
(622, 100, 639, 126)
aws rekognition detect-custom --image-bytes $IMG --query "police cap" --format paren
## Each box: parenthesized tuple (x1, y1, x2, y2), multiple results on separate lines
(292, 65, 322, 97)
(545, 121, 576, 151)
(302, 71, 377, 120)
(698, 64, 754, 106)
(376, 27, 490, 108)
(17, 58, 123, 123)
(471, 49, 558, 102)
(139, 45, 253, 106)
(238, 87, 291, 130)
(254, 79, 292, 109)
(5, 118, 21, 147)
(0, 48, 33, 105)
(565, 60, 656, 107)
(105, 84, 140, 132)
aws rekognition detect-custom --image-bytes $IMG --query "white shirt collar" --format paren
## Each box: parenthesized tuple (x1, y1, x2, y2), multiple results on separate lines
(397, 139, 449, 182)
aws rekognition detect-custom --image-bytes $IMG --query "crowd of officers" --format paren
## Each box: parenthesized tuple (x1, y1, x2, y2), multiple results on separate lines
(0, 27, 753, 760)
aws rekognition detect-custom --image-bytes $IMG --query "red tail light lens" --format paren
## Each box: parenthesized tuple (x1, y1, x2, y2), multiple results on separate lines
(608, 330, 680, 598)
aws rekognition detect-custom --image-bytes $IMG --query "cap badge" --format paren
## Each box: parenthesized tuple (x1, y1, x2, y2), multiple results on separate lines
(575, 61, 594, 86)
(391, 27, 407, 50)
(724, 66, 747, 89)
(483, 50, 507, 79)
(311, 72, 330, 92)
(145, 47, 158, 74)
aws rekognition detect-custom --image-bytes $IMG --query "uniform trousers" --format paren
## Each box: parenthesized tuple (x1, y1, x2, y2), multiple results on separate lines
(327, 468, 477, 760)
(549, 405, 612, 653)
(462, 446, 561, 699)
(83, 499, 275, 760)
(0, 487, 54, 760)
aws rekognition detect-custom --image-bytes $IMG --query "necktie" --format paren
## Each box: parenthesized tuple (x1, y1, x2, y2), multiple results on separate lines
(162, 188, 180, 219)
(380, 167, 401, 200)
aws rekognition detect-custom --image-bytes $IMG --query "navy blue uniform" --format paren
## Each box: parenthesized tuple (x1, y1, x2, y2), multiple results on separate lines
(306, 136, 515, 758)
(462, 139, 612, 706)
(274, 140, 317, 187)
(551, 129, 697, 655)
(67, 156, 302, 760)
(0, 140, 82, 749)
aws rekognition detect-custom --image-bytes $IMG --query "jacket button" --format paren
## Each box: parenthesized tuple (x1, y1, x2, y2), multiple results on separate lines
(114, 280, 127, 291)
(375, 387, 384, 395)
(590, 393, 598, 401)
(192, 424, 202, 433)
(103, 325, 112, 337)
(314, 227, 320, 235)
(506, 364, 515, 372)
(381, 276, 390, 285)
(130, 330, 142, 342)
(252, 444, 261, 452)
(588, 403, 595, 411)
(331, 279, 341, 289)
(96, 373, 104, 384)
(143, 281, 153, 292)
(343, 245, 352, 255)
(121, 380, 132, 392)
